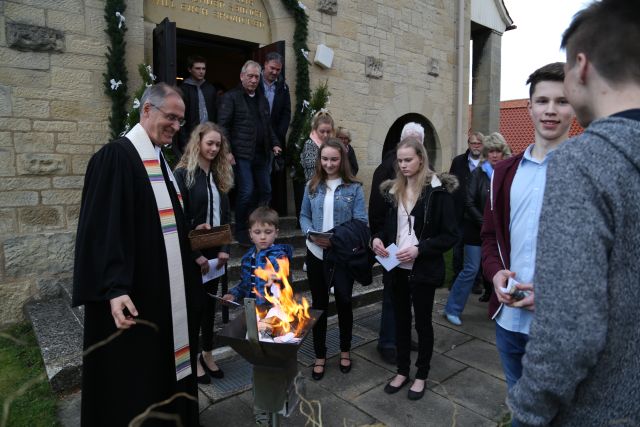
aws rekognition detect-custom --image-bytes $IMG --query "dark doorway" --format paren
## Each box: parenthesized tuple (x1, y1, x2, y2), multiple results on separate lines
(176, 28, 259, 95)
(382, 113, 438, 168)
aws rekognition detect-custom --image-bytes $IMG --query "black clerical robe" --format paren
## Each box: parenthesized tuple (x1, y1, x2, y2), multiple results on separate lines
(72, 137, 201, 427)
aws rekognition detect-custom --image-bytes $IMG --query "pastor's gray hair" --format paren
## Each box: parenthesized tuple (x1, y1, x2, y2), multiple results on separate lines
(241, 60, 261, 74)
(140, 82, 182, 109)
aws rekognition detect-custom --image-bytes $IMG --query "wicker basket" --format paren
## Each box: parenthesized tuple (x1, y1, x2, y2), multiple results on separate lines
(188, 224, 232, 251)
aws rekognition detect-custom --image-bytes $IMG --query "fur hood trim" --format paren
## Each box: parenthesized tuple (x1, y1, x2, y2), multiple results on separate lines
(379, 172, 459, 203)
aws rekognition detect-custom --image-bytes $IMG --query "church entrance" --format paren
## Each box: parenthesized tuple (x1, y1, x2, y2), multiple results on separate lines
(382, 113, 439, 170)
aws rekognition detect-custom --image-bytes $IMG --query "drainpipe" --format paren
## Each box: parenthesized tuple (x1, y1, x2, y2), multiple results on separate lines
(455, 0, 465, 155)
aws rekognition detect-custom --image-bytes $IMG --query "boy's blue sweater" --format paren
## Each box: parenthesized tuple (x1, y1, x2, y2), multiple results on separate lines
(229, 243, 293, 305)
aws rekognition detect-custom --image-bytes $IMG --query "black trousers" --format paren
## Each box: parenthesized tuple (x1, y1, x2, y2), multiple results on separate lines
(200, 278, 219, 352)
(393, 268, 436, 379)
(306, 250, 355, 358)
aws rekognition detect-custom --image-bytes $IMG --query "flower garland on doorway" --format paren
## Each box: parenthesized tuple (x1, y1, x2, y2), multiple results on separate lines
(280, 0, 312, 182)
(103, 0, 129, 141)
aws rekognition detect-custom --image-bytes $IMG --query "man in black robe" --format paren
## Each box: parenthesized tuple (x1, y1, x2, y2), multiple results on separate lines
(72, 83, 201, 427)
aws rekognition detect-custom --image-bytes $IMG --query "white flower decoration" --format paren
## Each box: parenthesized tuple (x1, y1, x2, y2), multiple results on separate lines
(300, 49, 309, 60)
(301, 100, 310, 112)
(110, 78, 122, 90)
(298, 1, 307, 11)
(115, 11, 125, 29)
(133, 98, 140, 109)
(145, 65, 156, 82)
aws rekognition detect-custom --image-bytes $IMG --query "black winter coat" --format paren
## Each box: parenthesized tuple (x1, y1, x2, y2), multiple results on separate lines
(173, 167, 231, 260)
(373, 174, 459, 287)
(178, 80, 217, 153)
(449, 149, 474, 225)
(325, 219, 373, 286)
(257, 77, 291, 147)
(368, 150, 396, 235)
(463, 165, 490, 246)
(218, 86, 280, 161)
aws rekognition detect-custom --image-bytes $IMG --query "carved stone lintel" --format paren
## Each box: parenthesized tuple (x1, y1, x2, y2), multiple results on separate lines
(365, 56, 383, 79)
(318, 0, 338, 16)
(6, 22, 65, 53)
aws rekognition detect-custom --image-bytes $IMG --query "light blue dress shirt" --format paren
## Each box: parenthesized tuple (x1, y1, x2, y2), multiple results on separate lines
(496, 144, 555, 335)
(262, 77, 276, 112)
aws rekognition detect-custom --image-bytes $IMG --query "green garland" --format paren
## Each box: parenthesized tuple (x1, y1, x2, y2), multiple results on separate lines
(103, 0, 129, 140)
(280, 0, 311, 182)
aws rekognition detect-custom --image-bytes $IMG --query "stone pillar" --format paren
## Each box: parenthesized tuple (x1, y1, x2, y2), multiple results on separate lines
(471, 28, 502, 135)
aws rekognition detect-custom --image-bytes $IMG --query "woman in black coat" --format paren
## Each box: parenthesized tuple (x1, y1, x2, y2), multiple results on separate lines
(174, 122, 234, 384)
(371, 137, 458, 400)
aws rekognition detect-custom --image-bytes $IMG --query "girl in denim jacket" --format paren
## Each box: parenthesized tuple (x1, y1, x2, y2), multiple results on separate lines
(300, 138, 367, 380)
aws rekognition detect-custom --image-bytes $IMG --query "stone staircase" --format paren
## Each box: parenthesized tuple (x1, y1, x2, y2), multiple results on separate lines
(25, 216, 384, 394)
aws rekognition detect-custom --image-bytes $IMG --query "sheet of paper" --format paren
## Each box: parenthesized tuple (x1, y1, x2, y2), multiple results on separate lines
(500, 276, 519, 294)
(202, 259, 225, 283)
(375, 243, 401, 272)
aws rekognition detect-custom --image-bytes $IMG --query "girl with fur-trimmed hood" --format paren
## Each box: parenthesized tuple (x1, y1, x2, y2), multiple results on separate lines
(372, 137, 458, 400)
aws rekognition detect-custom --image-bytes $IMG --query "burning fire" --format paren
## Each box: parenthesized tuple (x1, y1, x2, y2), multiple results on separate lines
(253, 257, 311, 339)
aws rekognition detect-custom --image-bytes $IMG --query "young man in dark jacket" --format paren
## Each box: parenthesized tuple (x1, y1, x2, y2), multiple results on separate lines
(480, 63, 575, 419)
(218, 60, 282, 245)
(178, 56, 217, 153)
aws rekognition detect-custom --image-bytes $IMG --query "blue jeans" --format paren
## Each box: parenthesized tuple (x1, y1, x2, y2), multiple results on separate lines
(234, 157, 271, 240)
(495, 323, 528, 390)
(377, 274, 395, 349)
(445, 244, 481, 316)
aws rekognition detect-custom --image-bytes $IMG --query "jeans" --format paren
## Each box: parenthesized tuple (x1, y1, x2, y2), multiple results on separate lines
(307, 250, 354, 358)
(234, 157, 272, 241)
(393, 268, 436, 379)
(377, 274, 396, 349)
(445, 244, 481, 316)
(495, 323, 529, 390)
(452, 224, 464, 277)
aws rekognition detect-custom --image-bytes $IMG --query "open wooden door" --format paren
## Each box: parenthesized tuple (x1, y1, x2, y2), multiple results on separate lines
(253, 41, 289, 216)
(153, 18, 177, 85)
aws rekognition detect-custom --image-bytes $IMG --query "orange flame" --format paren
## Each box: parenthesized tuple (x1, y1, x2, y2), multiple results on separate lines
(253, 257, 311, 337)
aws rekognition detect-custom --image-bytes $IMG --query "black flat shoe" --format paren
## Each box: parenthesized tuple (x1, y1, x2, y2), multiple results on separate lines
(339, 357, 352, 373)
(311, 362, 325, 380)
(408, 387, 425, 400)
(200, 354, 224, 379)
(384, 376, 410, 394)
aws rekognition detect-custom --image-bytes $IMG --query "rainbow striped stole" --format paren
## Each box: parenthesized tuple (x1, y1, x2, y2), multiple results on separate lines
(127, 124, 192, 381)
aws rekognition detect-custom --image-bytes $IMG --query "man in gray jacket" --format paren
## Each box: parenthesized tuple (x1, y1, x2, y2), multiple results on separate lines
(508, 1, 640, 425)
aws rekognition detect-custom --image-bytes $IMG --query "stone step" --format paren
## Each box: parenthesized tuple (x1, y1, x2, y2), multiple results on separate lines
(25, 297, 84, 394)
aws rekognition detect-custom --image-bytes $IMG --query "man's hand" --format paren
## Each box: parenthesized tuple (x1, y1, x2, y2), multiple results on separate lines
(110, 295, 138, 329)
(396, 246, 419, 263)
(222, 294, 235, 303)
(195, 223, 211, 230)
(273, 146, 282, 156)
(493, 270, 516, 305)
(216, 252, 230, 269)
(510, 283, 535, 311)
(228, 153, 236, 165)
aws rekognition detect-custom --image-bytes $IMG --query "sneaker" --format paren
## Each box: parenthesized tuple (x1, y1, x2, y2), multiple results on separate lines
(444, 312, 462, 326)
(303, 262, 307, 272)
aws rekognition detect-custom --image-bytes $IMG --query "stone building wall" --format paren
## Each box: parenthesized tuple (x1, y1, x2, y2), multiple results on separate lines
(300, 0, 466, 191)
(0, 0, 114, 325)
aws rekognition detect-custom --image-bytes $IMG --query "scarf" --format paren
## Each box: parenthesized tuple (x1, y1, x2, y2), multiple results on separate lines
(126, 124, 192, 381)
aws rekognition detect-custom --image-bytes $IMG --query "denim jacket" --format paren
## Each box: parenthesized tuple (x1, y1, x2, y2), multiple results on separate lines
(299, 181, 368, 234)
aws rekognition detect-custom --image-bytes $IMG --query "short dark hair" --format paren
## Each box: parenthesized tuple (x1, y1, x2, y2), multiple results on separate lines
(265, 52, 283, 65)
(561, 0, 640, 85)
(526, 62, 565, 98)
(248, 207, 279, 229)
(187, 55, 206, 69)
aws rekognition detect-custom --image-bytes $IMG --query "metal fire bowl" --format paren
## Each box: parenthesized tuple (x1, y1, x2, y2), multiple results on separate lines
(218, 308, 323, 368)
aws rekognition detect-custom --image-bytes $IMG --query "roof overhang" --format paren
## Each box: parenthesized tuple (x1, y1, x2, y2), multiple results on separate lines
(471, 0, 514, 35)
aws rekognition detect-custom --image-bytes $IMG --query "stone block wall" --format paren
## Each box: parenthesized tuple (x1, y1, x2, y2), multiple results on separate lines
(0, 0, 112, 325)
(298, 0, 464, 197)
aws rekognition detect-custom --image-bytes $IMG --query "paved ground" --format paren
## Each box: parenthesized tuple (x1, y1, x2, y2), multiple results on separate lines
(58, 288, 510, 426)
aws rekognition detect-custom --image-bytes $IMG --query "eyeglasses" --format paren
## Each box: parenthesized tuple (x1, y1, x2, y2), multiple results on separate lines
(150, 104, 185, 127)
